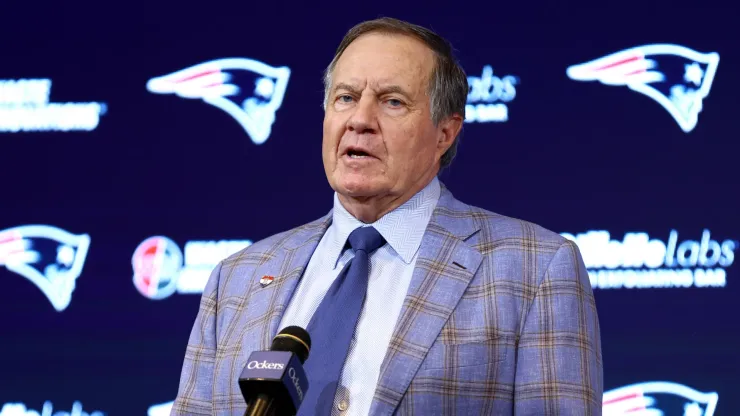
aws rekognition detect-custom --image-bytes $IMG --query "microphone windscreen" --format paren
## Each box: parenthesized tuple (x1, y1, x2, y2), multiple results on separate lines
(271, 326, 311, 364)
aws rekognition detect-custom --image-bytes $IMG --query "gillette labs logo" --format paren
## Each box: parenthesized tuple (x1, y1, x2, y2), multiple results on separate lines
(0, 401, 105, 416)
(465, 65, 518, 123)
(132, 236, 252, 299)
(567, 44, 719, 133)
(603, 381, 717, 415)
(0, 79, 106, 133)
(0, 225, 91, 311)
(146, 58, 290, 145)
(561, 229, 736, 289)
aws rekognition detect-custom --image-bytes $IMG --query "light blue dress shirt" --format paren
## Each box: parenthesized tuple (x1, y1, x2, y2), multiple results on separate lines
(278, 177, 441, 416)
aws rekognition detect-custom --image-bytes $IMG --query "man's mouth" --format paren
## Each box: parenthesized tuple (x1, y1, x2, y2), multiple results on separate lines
(346, 149, 372, 159)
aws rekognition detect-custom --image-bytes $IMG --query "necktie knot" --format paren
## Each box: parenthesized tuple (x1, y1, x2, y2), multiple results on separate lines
(348, 226, 385, 254)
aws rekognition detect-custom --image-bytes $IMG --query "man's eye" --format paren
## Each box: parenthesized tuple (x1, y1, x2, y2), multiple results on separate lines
(387, 99, 402, 107)
(337, 95, 354, 103)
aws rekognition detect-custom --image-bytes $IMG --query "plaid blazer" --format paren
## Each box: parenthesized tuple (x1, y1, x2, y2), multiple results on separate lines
(171, 185, 603, 415)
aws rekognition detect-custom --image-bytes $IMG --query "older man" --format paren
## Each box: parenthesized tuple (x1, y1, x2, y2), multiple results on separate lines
(171, 17, 603, 416)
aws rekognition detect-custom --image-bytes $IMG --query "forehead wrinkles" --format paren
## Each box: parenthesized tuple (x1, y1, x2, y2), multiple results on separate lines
(337, 79, 414, 95)
(333, 34, 434, 98)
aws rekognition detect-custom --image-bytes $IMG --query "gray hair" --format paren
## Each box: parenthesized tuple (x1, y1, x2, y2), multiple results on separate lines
(322, 17, 468, 169)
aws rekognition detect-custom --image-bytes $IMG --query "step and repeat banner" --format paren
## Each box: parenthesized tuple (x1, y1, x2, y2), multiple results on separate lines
(1, 1, 737, 415)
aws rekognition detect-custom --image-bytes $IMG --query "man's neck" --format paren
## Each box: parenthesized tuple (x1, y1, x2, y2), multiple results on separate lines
(336, 174, 437, 223)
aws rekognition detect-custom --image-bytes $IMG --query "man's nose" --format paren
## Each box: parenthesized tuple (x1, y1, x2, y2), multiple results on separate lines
(346, 95, 378, 134)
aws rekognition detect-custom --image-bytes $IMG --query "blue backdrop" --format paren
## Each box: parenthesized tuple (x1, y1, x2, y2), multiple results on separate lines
(1, 1, 737, 415)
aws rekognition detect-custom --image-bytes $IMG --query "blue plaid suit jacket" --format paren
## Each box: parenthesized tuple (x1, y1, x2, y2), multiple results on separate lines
(171, 185, 603, 415)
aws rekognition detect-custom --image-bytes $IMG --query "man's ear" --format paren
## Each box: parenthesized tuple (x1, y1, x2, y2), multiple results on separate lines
(437, 113, 464, 156)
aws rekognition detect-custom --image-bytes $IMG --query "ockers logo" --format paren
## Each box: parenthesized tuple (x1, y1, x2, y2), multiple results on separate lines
(0, 225, 91, 311)
(567, 44, 719, 133)
(603, 381, 717, 415)
(288, 367, 304, 401)
(247, 360, 285, 370)
(146, 58, 290, 145)
(132, 236, 251, 299)
(465, 65, 518, 123)
(562, 229, 736, 290)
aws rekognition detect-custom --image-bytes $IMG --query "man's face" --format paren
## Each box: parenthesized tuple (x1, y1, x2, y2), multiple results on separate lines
(322, 33, 455, 202)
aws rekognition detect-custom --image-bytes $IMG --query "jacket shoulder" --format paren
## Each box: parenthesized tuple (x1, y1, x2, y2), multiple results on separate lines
(466, 204, 567, 250)
(219, 213, 331, 269)
(462, 203, 585, 292)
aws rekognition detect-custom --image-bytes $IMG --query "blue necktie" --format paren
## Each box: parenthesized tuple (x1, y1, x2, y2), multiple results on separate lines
(298, 226, 386, 416)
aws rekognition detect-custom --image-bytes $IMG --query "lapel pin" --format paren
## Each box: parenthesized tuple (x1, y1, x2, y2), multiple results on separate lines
(260, 275, 275, 287)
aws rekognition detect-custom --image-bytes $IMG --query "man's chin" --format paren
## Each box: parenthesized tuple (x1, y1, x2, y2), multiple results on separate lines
(334, 178, 386, 199)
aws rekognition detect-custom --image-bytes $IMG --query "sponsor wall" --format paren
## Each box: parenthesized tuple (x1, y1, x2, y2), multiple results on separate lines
(1, 2, 737, 415)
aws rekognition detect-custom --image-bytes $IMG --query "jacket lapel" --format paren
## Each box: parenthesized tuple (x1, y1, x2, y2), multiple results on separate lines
(239, 213, 332, 351)
(370, 187, 483, 415)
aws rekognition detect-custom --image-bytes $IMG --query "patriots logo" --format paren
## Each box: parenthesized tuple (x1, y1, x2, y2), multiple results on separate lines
(0, 225, 91, 312)
(566, 44, 720, 133)
(603, 381, 718, 415)
(147, 401, 174, 416)
(146, 58, 291, 145)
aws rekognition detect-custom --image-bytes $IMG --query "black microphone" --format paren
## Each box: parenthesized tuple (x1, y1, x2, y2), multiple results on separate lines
(239, 326, 312, 416)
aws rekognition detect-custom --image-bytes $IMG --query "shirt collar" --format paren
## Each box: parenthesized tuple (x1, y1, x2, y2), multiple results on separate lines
(328, 176, 441, 268)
